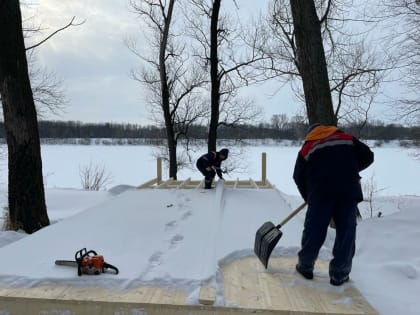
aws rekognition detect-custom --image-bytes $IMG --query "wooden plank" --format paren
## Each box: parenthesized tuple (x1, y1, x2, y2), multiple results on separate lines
(0, 295, 299, 315)
(158, 178, 174, 188)
(0, 284, 287, 315)
(198, 286, 216, 305)
(253, 180, 273, 188)
(157, 157, 162, 184)
(137, 178, 158, 189)
(178, 178, 191, 189)
(0, 258, 377, 315)
(195, 179, 204, 189)
(264, 179, 273, 188)
(222, 256, 378, 315)
(249, 178, 259, 189)
(233, 178, 239, 189)
(167, 181, 183, 188)
(262, 152, 267, 185)
(0, 285, 187, 305)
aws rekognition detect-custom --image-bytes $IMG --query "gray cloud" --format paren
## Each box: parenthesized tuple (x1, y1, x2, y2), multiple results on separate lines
(22, 1, 394, 125)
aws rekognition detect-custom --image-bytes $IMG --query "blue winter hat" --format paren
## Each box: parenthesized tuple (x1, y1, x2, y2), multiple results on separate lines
(306, 123, 321, 135)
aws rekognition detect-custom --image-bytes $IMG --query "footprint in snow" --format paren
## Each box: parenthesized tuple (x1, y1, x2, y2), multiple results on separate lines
(165, 220, 177, 231)
(169, 234, 184, 249)
(148, 251, 163, 266)
(177, 201, 185, 209)
(383, 262, 418, 279)
(181, 210, 192, 220)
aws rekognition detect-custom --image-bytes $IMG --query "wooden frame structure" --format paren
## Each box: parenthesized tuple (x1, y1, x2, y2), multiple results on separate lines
(137, 152, 272, 189)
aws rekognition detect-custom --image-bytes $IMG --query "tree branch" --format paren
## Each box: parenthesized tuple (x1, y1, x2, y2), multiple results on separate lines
(319, 0, 332, 25)
(25, 16, 85, 51)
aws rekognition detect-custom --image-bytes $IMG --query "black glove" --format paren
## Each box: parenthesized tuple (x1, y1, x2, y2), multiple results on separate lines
(215, 167, 223, 179)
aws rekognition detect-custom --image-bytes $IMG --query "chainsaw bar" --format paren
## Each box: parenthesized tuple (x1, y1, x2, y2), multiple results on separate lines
(55, 260, 78, 267)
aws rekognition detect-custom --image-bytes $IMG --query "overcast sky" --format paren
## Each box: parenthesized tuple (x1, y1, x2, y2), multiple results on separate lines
(22, 1, 396, 125)
(21, 0, 295, 125)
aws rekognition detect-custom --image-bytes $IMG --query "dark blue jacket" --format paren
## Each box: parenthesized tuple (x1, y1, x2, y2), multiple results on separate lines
(196, 151, 224, 178)
(293, 127, 374, 204)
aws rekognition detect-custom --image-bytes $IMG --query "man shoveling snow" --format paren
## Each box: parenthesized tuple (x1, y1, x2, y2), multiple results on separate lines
(293, 124, 374, 286)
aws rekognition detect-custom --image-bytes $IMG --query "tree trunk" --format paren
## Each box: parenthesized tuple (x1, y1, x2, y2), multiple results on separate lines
(0, 0, 50, 233)
(289, 0, 336, 125)
(208, 0, 222, 152)
(159, 0, 178, 179)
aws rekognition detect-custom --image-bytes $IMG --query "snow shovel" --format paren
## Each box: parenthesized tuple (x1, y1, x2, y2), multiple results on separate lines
(254, 202, 307, 268)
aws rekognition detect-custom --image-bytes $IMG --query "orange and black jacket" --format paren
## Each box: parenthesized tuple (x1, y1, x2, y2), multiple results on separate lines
(293, 126, 374, 204)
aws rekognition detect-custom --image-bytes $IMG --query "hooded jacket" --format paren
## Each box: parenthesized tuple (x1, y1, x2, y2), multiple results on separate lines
(293, 125, 374, 204)
(196, 150, 227, 178)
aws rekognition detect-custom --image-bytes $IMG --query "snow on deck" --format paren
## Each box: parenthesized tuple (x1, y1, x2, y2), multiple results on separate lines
(0, 183, 377, 314)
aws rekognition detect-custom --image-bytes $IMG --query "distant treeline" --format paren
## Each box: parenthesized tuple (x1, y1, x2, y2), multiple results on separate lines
(0, 120, 419, 142)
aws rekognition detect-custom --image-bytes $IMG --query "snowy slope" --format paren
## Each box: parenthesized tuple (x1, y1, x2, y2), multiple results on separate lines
(0, 184, 296, 290)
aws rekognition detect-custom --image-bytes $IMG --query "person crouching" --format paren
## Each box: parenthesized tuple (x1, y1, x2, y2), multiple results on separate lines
(196, 148, 229, 189)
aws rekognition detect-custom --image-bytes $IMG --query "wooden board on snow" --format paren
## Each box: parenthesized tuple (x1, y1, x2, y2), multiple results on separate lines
(222, 256, 378, 315)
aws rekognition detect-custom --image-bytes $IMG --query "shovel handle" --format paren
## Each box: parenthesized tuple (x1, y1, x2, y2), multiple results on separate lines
(276, 202, 307, 228)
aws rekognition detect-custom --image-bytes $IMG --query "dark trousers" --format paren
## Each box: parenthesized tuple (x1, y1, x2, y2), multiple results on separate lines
(196, 161, 215, 188)
(298, 199, 357, 281)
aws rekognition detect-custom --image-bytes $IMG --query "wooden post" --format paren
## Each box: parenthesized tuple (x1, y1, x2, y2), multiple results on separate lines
(262, 152, 267, 185)
(157, 157, 162, 184)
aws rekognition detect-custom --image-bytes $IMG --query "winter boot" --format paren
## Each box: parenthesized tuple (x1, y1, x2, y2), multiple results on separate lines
(330, 275, 349, 286)
(204, 178, 212, 189)
(295, 264, 314, 280)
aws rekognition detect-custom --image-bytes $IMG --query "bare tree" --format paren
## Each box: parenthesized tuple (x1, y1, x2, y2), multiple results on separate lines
(271, 113, 289, 129)
(256, 0, 391, 125)
(128, 0, 207, 179)
(0, 0, 49, 233)
(0, 10, 84, 116)
(24, 15, 84, 50)
(188, 0, 267, 151)
(375, 0, 419, 124)
(23, 14, 84, 117)
(0, 54, 67, 118)
(26, 51, 67, 116)
(288, 0, 336, 125)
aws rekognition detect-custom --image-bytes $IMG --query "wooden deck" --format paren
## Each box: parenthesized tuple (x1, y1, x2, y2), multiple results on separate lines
(223, 257, 377, 314)
(137, 177, 273, 189)
(137, 153, 273, 189)
(0, 257, 377, 315)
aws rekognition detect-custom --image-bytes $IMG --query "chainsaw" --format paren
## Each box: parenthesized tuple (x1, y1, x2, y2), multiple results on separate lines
(55, 248, 119, 276)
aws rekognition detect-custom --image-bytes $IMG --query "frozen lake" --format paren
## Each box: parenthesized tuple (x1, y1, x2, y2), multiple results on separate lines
(0, 140, 419, 196)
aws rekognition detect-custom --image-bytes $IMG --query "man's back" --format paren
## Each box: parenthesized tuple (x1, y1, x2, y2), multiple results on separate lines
(293, 126, 373, 204)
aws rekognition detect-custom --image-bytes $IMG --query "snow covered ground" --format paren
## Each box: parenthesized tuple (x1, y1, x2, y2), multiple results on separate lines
(0, 142, 419, 315)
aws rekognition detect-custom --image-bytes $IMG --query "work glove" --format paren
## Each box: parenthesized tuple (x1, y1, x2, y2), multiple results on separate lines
(216, 167, 223, 179)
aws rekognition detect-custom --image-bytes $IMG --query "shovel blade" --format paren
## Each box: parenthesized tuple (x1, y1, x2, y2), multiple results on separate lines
(254, 221, 283, 268)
